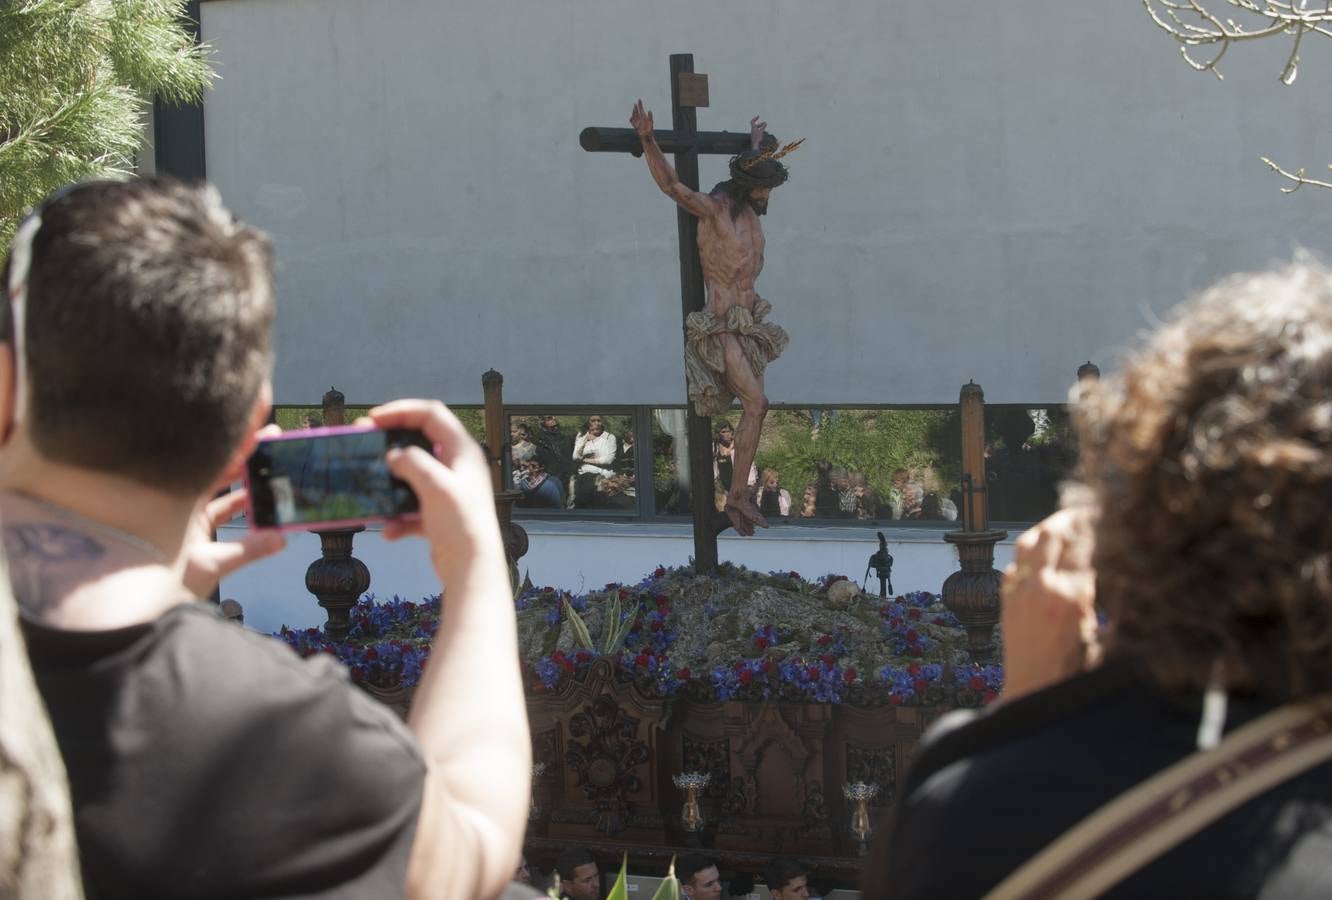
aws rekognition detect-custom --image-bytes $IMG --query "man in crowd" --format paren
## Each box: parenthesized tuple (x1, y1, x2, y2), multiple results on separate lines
(554, 848, 601, 900)
(763, 859, 810, 900)
(676, 854, 723, 900)
(2, 177, 529, 899)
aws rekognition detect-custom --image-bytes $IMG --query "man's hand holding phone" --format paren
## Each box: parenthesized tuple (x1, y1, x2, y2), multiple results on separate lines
(365, 400, 507, 584)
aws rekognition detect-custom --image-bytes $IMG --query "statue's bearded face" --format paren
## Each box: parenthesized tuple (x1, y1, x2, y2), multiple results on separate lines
(748, 187, 771, 216)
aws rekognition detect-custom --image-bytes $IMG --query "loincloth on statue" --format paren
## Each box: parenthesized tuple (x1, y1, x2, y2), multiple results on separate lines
(684, 298, 790, 417)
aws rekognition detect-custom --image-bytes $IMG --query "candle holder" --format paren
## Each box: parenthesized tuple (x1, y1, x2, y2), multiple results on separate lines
(842, 781, 880, 850)
(529, 762, 548, 821)
(672, 772, 711, 833)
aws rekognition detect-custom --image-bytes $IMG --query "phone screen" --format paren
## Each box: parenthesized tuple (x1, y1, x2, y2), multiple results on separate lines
(246, 427, 431, 529)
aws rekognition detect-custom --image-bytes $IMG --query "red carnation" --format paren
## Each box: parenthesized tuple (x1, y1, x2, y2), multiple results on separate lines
(890, 694, 904, 705)
(890, 617, 904, 629)
(761, 659, 773, 674)
(913, 678, 928, 693)
(677, 667, 692, 681)
(907, 608, 922, 621)
(909, 646, 924, 657)
(651, 620, 663, 632)
(753, 636, 769, 650)
(908, 662, 922, 675)
(820, 654, 836, 667)
(817, 634, 834, 647)
(561, 659, 575, 673)
(844, 668, 858, 684)
(788, 571, 801, 579)
(350, 667, 364, 683)
(654, 567, 667, 578)
(618, 589, 630, 599)
(906, 629, 919, 643)
(808, 666, 822, 681)
(635, 653, 651, 668)
(533, 682, 546, 693)
(575, 650, 591, 664)
(739, 669, 754, 685)
(655, 593, 670, 604)
(984, 689, 999, 704)
(969, 675, 986, 691)
(364, 648, 379, 661)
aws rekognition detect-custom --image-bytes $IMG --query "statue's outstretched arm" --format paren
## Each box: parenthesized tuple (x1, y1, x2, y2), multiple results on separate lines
(631, 100, 722, 220)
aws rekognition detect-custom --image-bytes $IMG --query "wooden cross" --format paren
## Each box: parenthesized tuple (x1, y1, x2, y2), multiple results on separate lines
(579, 54, 751, 572)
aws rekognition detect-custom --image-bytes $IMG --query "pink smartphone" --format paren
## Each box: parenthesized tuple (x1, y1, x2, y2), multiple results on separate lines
(244, 424, 431, 531)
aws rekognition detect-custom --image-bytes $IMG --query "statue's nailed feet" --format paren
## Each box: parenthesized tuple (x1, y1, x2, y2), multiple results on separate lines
(724, 495, 769, 537)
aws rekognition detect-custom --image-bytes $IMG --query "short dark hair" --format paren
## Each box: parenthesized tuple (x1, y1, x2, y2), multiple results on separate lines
(763, 858, 807, 891)
(6, 177, 274, 493)
(554, 847, 596, 881)
(676, 853, 717, 886)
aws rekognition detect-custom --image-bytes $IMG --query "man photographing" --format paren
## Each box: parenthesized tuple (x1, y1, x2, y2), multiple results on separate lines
(3, 178, 530, 899)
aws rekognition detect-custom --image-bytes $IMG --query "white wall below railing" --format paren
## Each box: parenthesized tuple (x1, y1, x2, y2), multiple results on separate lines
(221, 519, 1020, 638)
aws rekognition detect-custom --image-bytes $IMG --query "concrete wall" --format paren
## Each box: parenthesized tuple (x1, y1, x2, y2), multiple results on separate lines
(199, 0, 1332, 408)
(225, 520, 1017, 637)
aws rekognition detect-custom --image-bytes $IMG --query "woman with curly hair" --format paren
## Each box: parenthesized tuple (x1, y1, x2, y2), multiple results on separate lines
(868, 260, 1332, 898)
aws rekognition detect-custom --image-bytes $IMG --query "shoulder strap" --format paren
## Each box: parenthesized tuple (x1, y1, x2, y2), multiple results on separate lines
(983, 695, 1332, 900)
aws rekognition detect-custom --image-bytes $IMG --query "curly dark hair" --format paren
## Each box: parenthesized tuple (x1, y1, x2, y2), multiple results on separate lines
(1074, 259, 1332, 696)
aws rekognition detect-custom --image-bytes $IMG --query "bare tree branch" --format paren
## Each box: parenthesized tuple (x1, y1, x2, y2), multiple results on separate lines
(1142, 0, 1332, 82)
(1260, 156, 1332, 191)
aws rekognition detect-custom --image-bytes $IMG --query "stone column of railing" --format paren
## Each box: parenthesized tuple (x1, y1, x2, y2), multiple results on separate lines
(942, 381, 1006, 662)
(482, 370, 529, 573)
(304, 386, 371, 641)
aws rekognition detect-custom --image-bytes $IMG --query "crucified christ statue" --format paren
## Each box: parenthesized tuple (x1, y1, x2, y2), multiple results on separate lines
(631, 99, 793, 536)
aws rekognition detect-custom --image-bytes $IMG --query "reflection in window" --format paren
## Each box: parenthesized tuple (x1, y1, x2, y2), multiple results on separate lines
(504, 405, 1073, 526)
(508, 412, 636, 512)
(983, 406, 1077, 523)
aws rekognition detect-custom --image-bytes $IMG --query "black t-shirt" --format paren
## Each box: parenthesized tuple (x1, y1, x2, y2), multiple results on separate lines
(23, 603, 426, 899)
(866, 658, 1332, 899)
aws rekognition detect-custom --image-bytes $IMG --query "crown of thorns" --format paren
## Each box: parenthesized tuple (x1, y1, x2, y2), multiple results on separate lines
(739, 137, 805, 171)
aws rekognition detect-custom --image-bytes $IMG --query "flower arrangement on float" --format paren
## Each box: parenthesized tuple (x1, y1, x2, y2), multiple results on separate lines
(275, 562, 1003, 706)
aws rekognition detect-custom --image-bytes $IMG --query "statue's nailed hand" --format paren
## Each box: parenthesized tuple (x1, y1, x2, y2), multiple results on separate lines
(750, 115, 767, 150)
(631, 99, 654, 141)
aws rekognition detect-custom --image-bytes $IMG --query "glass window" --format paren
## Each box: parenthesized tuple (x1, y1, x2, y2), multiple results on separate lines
(509, 412, 637, 513)
(751, 408, 963, 524)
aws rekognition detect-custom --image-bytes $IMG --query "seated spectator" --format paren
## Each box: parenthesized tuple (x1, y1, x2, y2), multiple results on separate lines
(593, 474, 635, 511)
(534, 414, 575, 485)
(613, 430, 636, 479)
(553, 848, 600, 900)
(6, 178, 529, 899)
(511, 431, 538, 489)
(799, 483, 818, 518)
(572, 415, 616, 507)
(755, 467, 792, 519)
(831, 467, 857, 518)
(676, 853, 722, 900)
(713, 419, 756, 499)
(813, 459, 839, 517)
(515, 458, 564, 509)
(867, 260, 1332, 898)
(850, 471, 878, 520)
(763, 858, 810, 900)
(920, 490, 957, 521)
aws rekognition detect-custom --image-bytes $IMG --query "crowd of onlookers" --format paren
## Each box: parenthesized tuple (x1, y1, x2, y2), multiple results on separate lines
(510, 414, 965, 523)
(510, 848, 814, 900)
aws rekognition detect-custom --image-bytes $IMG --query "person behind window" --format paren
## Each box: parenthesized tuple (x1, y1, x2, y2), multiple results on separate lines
(850, 471, 879, 520)
(593, 474, 635, 511)
(516, 458, 563, 509)
(813, 459, 839, 517)
(571, 415, 616, 508)
(799, 483, 818, 518)
(756, 467, 791, 519)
